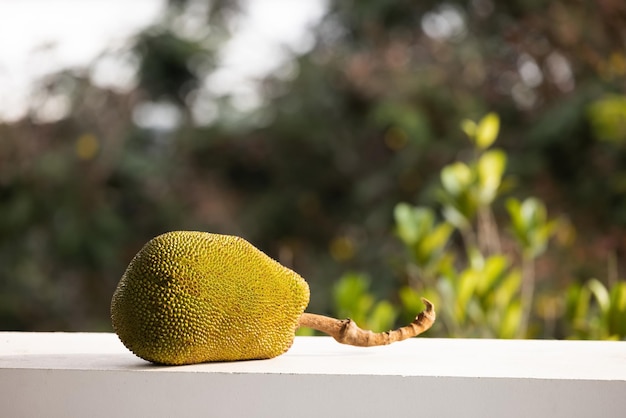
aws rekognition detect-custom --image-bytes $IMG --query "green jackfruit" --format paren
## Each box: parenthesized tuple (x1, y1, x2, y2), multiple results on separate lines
(111, 231, 435, 365)
(111, 231, 309, 365)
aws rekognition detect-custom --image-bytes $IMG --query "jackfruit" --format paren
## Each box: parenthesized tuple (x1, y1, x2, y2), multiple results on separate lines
(111, 231, 435, 365)
(111, 231, 309, 365)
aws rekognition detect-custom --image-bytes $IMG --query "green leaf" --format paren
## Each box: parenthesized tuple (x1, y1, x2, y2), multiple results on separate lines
(395, 204, 450, 268)
(419, 222, 454, 258)
(399, 286, 424, 318)
(441, 162, 472, 196)
(461, 119, 477, 139)
(575, 286, 592, 324)
(442, 205, 470, 230)
(565, 283, 582, 320)
(499, 301, 522, 338)
(521, 198, 546, 231)
(506, 197, 529, 249)
(466, 298, 486, 326)
(436, 276, 458, 325)
(608, 282, 626, 337)
(368, 300, 397, 333)
(586, 279, 610, 320)
(587, 94, 626, 143)
(507, 197, 554, 257)
(494, 269, 522, 309)
(477, 150, 507, 204)
(394, 204, 436, 245)
(476, 255, 509, 296)
(333, 272, 373, 323)
(506, 198, 522, 227)
(467, 246, 484, 270)
(394, 203, 420, 245)
(399, 286, 442, 317)
(475, 112, 500, 149)
(456, 269, 480, 322)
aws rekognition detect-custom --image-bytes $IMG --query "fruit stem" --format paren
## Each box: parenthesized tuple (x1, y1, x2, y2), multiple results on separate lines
(297, 298, 435, 347)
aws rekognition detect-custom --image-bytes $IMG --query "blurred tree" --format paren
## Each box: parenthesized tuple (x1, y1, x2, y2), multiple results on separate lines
(1, 0, 625, 333)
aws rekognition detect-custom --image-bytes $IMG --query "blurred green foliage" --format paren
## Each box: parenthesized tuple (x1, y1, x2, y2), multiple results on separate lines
(1, 0, 626, 338)
(333, 272, 397, 333)
(392, 113, 532, 338)
(588, 95, 626, 144)
(350, 113, 626, 340)
(565, 279, 626, 340)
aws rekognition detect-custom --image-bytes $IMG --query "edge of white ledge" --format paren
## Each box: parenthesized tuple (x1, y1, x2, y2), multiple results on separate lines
(1, 332, 625, 380)
(2, 333, 626, 418)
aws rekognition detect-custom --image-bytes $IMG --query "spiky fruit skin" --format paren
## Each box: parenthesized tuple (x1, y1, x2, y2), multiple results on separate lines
(111, 231, 310, 365)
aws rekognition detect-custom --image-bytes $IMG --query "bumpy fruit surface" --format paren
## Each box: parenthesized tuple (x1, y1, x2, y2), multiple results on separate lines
(111, 231, 310, 365)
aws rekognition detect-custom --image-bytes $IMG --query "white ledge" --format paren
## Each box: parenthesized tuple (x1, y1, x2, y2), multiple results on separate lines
(1, 332, 625, 417)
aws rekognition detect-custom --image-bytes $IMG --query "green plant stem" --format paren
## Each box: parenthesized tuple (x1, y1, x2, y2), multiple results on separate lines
(608, 251, 618, 287)
(477, 207, 502, 256)
(459, 226, 478, 259)
(520, 255, 535, 337)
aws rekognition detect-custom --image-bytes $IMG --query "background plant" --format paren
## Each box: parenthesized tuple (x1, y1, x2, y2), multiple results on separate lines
(392, 113, 533, 337)
(564, 279, 626, 340)
(1, 0, 626, 335)
(343, 113, 625, 340)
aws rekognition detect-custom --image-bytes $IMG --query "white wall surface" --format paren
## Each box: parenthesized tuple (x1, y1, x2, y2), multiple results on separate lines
(1, 333, 625, 417)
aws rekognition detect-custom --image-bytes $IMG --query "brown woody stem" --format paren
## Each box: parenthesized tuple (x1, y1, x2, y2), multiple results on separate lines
(297, 298, 435, 347)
